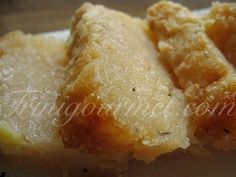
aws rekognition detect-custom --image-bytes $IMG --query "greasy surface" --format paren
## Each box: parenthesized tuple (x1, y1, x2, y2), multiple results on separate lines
(0, 31, 66, 153)
(205, 3, 236, 67)
(59, 3, 189, 162)
(147, 1, 236, 150)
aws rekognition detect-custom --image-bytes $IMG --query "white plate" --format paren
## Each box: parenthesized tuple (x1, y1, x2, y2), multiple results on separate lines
(43, 8, 236, 177)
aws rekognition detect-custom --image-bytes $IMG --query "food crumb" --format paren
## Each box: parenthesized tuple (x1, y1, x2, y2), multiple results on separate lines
(160, 131, 172, 136)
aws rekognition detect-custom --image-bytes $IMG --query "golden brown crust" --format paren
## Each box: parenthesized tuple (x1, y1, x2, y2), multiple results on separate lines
(58, 3, 189, 162)
(147, 1, 234, 90)
(205, 3, 236, 67)
(192, 74, 236, 150)
(0, 31, 128, 176)
(147, 1, 236, 151)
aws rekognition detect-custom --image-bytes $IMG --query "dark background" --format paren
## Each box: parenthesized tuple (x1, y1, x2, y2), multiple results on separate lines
(1, 0, 235, 35)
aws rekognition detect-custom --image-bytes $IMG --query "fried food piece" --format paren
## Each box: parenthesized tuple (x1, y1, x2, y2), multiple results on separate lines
(147, 1, 236, 150)
(0, 31, 127, 176)
(192, 74, 236, 150)
(205, 3, 236, 67)
(0, 31, 66, 153)
(58, 3, 189, 162)
(147, 1, 234, 90)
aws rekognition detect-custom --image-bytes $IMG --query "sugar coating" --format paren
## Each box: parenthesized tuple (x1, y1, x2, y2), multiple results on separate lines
(193, 74, 236, 150)
(148, 1, 234, 90)
(59, 3, 189, 162)
(148, 1, 236, 151)
(0, 32, 128, 175)
(0, 31, 66, 152)
(205, 3, 236, 67)
(193, 2, 236, 150)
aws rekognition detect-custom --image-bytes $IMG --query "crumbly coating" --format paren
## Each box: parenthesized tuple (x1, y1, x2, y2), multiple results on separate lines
(0, 32, 128, 176)
(58, 3, 189, 162)
(147, 1, 234, 90)
(205, 3, 236, 67)
(0, 31, 66, 153)
(192, 74, 236, 151)
(147, 1, 236, 151)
